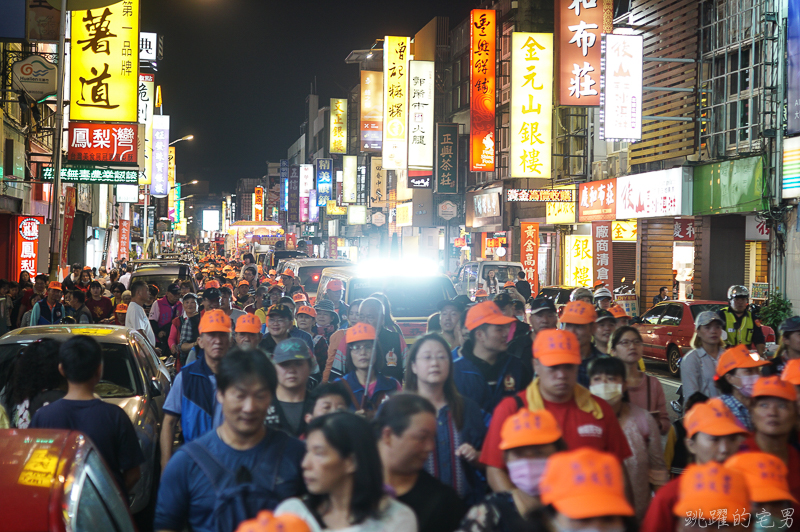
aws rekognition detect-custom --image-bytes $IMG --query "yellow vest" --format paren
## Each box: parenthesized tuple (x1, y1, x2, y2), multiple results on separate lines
(722, 307, 754, 346)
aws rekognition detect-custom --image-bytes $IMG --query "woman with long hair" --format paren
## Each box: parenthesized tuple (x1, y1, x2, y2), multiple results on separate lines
(275, 412, 417, 531)
(76, 269, 92, 292)
(17, 270, 32, 290)
(369, 292, 408, 348)
(5, 339, 65, 428)
(404, 333, 485, 503)
(485, 270, 498, 295)
(681, 311, 727, 400)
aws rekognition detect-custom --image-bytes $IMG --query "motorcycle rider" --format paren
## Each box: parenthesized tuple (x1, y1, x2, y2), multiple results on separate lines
(593, 286, 613, 310)
(569, 287, 594, 305)
(717, 285, 765, 356)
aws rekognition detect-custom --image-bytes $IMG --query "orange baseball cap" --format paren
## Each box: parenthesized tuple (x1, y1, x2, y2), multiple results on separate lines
(752, 375, 798, 402)
(499, 408, 562, 450)
(608, 305, 630, 319)
(533, 329, 581, 366)
(268, 269, 277, 275)
(503, 280, 515, 288)
(782, 358, 800, 385)
(222, 265, 233, 272)
(673, 463, 750, 518)
(474, 289, 488, 297)
(346, 323, 376, 343)
(238, 279, 250, 287)
(725, 452, 797, 503)
(327, 279, 343, 291)
(236, 313, 263, 334)
(115, 303, 128, 313)
(199, 309, 232, 334)
(716, 344, 769, 377)
(559, 301, 597, 325)
(226, 271, 236, 279)
(465, 301, 516, 331)
(205, 280, 221, 289)
(293, 293, 308, 303)
(540, 448, 634, 519)
(48, 281, 62, 291)
(235, 510, 310, 532)
(296, 306, 317, 318)
(683, 397, 748, 438)
(282, 269, 295, 278)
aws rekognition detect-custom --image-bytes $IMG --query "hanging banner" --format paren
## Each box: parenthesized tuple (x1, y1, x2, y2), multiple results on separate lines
(150, 114, 170, 197)
(592, 221, 613, 290)
(309, 190, 319, 222)
(330, 98, 348, 154)
(408, 60, 435, 170)
(61, 187, 76, 269)
(370, 157, 386, 206)
(328, 236, 338, 258)
(300, 197, 309, 223)
(254, 186, 264, 221)
(138, 72, 154, 184)
(343, 156, 357, 203)
(601, 34, 643, 141)
(789, 0, 800, 135)
(15, 216, 43, 280)
(27, 0, 61, 42)
(299, 164, 314, 198)
(316, 158, 333, 206)
(435, 123, 458, 194)
(383, 36, 410, 170)
(167, 147, 176, 221)
(67, 122, 138, 164)
(520, 223, 540, 296)
(360, 70, 383, 152)
(470, 9, 496, 171)
(70, 0, 140, 123)
(578, 177, 616, 221)
(510, 32, 553, 178)
(564, 235, 593, 287)
(118, 219, 130, 262)
(557, 0, 604, 106)
(288, 164, 300, 223)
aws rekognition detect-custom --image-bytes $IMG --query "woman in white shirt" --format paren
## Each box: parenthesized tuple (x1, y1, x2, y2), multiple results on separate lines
(276, 412, 417, 532)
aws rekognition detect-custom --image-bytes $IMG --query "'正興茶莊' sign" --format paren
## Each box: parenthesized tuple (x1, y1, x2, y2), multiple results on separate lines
(507, 189, 576, 202)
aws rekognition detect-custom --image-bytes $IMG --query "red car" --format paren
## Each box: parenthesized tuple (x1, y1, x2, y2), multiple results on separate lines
(0, 429, 135, 532)
(634, 300, 726, 375)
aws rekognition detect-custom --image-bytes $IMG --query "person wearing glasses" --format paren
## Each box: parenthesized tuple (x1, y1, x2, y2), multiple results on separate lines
(258, 303, 313, 357)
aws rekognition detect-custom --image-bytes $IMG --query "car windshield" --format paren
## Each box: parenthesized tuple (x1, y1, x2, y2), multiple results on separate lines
(130, 274, 183, 298)
(482, 265, 522, 283)
(0, 341, 140, 398)
(538, 287, 572, 305)
(690, 304, 726, 320)
(347, 277, 457, 318)
(297, 266, 325, 292)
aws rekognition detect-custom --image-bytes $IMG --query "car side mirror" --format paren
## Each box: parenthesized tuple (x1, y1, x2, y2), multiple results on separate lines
(149, 379, 162, 398)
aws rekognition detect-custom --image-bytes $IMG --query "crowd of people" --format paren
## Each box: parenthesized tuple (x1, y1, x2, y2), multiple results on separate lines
(2, 255, 800, 532)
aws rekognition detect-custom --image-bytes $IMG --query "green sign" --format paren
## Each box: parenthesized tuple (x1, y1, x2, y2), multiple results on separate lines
(693, 156, 764, 215)
(40, 165, 139, 185)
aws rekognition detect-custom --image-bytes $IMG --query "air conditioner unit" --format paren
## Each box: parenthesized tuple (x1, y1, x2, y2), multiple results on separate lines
(607, 154, 619, 177)
(592, 160, 608, 181)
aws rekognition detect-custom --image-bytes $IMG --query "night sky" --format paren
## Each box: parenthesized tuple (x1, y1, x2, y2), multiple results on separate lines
(141, 0, 474, 193)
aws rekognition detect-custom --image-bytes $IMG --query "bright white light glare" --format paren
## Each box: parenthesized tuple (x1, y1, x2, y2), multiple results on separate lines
(749, 353, 761, 362)
(357, 257, 439, 278)
(203, 210, 220, 232)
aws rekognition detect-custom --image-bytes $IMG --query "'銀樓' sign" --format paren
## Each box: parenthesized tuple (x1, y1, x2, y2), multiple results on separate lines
(507, 189, 576, 202)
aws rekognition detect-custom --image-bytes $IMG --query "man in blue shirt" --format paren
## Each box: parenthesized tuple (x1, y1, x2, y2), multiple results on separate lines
(155, 348, 305, 532)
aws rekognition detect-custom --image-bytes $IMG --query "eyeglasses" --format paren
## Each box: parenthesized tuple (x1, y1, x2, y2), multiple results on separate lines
(616, 339, 643, 348)
(350, 344, 372, 353)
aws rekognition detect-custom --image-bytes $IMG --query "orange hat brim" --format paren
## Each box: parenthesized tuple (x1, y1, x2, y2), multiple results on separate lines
(552, 493, 634, 520)
(535, 352, 582, 366)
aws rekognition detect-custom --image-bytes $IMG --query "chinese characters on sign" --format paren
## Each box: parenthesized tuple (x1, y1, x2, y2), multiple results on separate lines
(557, 0, 606, 106)
(70, 0, 140, 123)
(611, 220, 637, 241)
(383, 36, 410, 170)
(299, 164, 314, 198)
(40, 165, 139, 184)
(578, 177, 616, 221)
(546, 201, 577, 224)
(520, 223, 540, 295)
(565, 235, 593, 286)
(507, 189, 576, 202)
(360, 71, 383, 152)
(150, 114, 170, 196)
(118, 219, 130, 262)
(370, 157, 386, 206)
(254, 186, 264, 221)
(139, 32, 157, 62)
(788, 0, 800, 135)
(510, 32, 553, 178)
(396, 202, 413, 227)
(330, 98, 347, 154)
(408, 60, 435, 170)
(601, 34, 643, 141)
(67, 122, 138, 164)
(168, 149, 177, 221)
(592, 221, 613, 290)
(280, 160, 289, 211)
(673, 218, 696, 241)
(435, 123, 458, 194)
(138, 72, 154, 184)
(328, 236, 338, 258)
(408, 172, 432, 188)
(316, 158, 333, 207)
(27, 0, 60, 42)
(288, 165, 300, 223)
(15, 216, 43, 280)
(61, 187, 76, 270)
(616, 168, 684, 219)
(342, 156, 357, 203)
(470, 9, 496, 172)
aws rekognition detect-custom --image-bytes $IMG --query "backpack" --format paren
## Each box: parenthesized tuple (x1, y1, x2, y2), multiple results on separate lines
(180, 431, 289, 532)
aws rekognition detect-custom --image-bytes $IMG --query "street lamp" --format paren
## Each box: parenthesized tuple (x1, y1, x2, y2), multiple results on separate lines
(170, 180, 198, 191)
(169, 135, 194, 146)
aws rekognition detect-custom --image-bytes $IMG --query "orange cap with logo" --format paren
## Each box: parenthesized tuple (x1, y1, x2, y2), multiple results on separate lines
(226, 271, 236, 279)
(48, 281, 62, 291)
(465, 301, 517, 331)
(499, 408, 562, 450)
(269, 269, 277, 275)
(238, 279, 250, 287)
(533, 329, 581, 366)
(559, 301, 597, 325)
(346, 323, 376, 343)
(282, 269, 295, 278)
(293, 293, 308, 303)
(673, 463, 750, 518)
(296, 306, 317, 318)
(235, 510, 311, 532)
(540, 448, 634, 519)
(236, 313, 262, 334)
(474, 289, 488, 298)
(725, 452, 797, 503)
(715, 344, 769, 377)
(205, 280, 221, 289)
(503, 280, 515, 288)
(327, 279, 343, 291)
(753, 375, 798, 402)
(199, 309, 232, 334)
(115, 303, 128, 313)
(782, 358, 800, 385)
(222, 266, 233, 272)
(683, 397, 748, 438)
(608, 305, 630, 319)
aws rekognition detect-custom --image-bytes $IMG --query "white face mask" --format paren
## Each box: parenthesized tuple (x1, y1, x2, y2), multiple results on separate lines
(590, 382, 623, 404)
(735, 373, 759, 397)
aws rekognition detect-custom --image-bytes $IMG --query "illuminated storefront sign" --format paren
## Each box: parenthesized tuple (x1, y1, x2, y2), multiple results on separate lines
(342, 156, 357, 203)
(616, 168, 689, 219)
(316, 158, 333, 206)
(327, 200, 347, 215)
(150, 114, 169, 196)
(520, 222, 539, 294)
(408, 60, 434, 170)
(347, 205, 367, 225)
(118, 219, 130, 261)
(435, 123, 458, 194)
(299, 164, 314, 198)
(360, 71, 383, 152)
(15, 216, 43, 278)
(557, 0, 605, 106)
(254, 186, 264, 221)
(41, 165, 138, 184)
(330, 98, 347, 154)
(168, 151, 177, 221)
(601, 34, 643, 141)
(288, 165, 300, 223)
(470, 9, 496, 172)
(67, 122, 138, 164)
(592, 221, 613, 290)
(369, 157, 385, 206)
(383, 36, 410, 170)
(564, 235, 593, 287)
(546, 201, 576, 224)
(138, 72, 154, 184)
(396, 201, 413, 227)
(70, 0, 139, 122)
(578, 177, 616, 221)
(611, 220, 637, 241)
(507, 189, 575, 202)
(510, 32, 553, 178)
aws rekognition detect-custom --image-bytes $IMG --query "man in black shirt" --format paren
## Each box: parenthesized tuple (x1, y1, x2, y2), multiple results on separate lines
(514, 270, 532, 301)
(264, 338, 315, 437)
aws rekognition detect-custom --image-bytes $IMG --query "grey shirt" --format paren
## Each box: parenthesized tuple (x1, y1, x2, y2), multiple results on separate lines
(680, 346, 721, 402)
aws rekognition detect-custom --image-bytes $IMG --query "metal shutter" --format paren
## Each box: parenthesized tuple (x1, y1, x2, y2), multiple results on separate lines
(613, 241, 637, 292)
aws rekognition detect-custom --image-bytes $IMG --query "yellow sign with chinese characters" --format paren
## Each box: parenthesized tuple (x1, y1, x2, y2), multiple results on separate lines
(18, 449, 59, 488)
(330, 98, 347, 154)
(564, 235, 593, 287)
(611, 220, 637, 241)
(510, 32, 552, 178)
(546, 185, 576, 224)
(383, 36, 410, 170)
(70, 0, 139, 123)
(326, 201, 347, 216)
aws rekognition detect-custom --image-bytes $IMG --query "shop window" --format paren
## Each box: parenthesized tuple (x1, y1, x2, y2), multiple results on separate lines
(659, 304, 684, 326)
(641, 306, 666, 325)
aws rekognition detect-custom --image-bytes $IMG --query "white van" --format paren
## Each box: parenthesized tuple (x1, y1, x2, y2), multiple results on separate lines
(454, 261, 525, 297)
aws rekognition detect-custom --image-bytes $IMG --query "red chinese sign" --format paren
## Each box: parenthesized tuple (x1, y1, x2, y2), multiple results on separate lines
(520, 223, 540, 295)
(673, 218, 696, 241)
(454, 237, 467, 247)
(15, 216, 43, 279)
(469, 9, 496, 172)
(118, 220, 131, 262)
(67, 122, 138, 164)
(61, 186, 76, 269)
(578, 177, 616, 221)
(254, 186, 264, 221)
(557, 0, 610, 106)
(592, 221, 613, 290)
(328, 236, 338, 258)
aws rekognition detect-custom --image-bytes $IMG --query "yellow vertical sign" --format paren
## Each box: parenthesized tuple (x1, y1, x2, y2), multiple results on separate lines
(383, 36, 410, 170)
(330, 98, 347, 154)
(510, 32, 553, 178)
(564, 235, 593, 287)
(70, 0, 139, 123)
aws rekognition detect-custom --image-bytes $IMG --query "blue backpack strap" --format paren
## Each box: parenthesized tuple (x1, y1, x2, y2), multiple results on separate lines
(181, 441, 230, 492)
